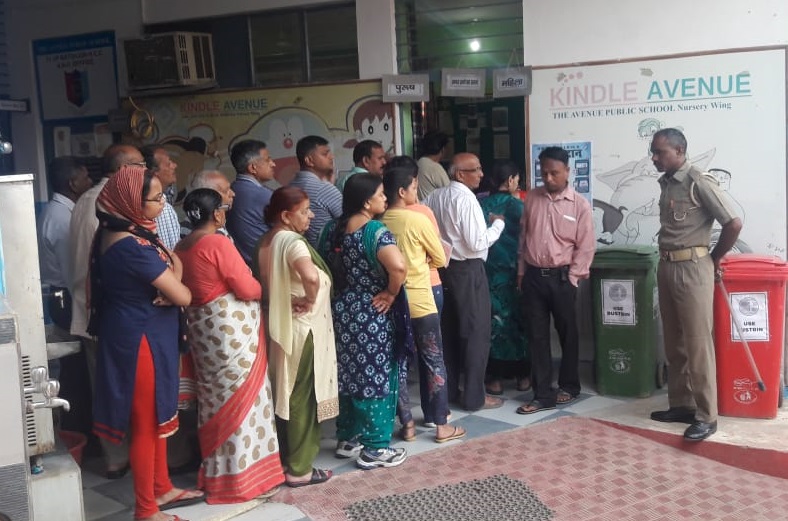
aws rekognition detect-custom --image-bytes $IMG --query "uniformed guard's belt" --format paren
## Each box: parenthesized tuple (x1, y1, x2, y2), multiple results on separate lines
(659, 246, 709, 262)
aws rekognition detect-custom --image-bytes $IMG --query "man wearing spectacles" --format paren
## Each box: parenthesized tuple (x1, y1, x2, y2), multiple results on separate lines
(424, 152, 506, 412)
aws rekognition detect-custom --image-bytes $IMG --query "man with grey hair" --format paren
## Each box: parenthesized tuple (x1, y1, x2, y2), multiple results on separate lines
(424, 152, 505, 412)
(189, 169, 235, 207)
(180, 169, 236, 238)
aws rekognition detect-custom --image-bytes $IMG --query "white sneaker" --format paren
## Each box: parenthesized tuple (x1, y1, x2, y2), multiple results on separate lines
(335, 440, 364, 459)
(356, 447, 407, 470)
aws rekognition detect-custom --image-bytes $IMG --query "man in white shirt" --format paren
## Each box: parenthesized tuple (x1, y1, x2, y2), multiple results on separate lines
(425, 152, 505, 411)
(142, 145, 180, 249)
(38, 156, 92, 330)
(69, 143, 144, 478)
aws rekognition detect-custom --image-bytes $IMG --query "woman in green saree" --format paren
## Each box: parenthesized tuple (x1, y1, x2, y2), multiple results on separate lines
(479, 160, 530, 395)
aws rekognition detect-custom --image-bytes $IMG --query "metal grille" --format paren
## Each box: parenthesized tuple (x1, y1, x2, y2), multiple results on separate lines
(21, 354, 37, 448)
(0, 463, 30, 521)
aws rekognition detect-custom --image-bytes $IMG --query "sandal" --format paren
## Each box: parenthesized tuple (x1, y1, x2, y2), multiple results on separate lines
(158, 489, 205, 510)
(398, 422, 417, 441)
(435, 425, 466, 443)
(515, 400, 556, 415)
(556, 390, 578, 405)
(286, 468, 332, 488)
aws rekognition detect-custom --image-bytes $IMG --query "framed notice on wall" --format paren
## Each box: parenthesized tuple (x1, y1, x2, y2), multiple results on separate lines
(528, 48, 787, 258)
(33, 31, 119, 121)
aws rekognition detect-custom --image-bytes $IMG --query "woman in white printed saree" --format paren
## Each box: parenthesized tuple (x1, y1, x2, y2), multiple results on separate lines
(176, 188, 284, 503)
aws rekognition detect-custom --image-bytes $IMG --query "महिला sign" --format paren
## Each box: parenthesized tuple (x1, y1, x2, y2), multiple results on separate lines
(729, 292, 769, 341)
(601, 279, 636, 326)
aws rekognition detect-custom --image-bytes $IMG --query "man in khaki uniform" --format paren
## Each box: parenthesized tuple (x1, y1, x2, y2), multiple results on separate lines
(649, 128, 742, 441)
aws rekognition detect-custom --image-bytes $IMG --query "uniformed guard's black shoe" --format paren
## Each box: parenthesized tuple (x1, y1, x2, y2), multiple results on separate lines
(650, 407, 696, 424)
(684, 420, 717, 441)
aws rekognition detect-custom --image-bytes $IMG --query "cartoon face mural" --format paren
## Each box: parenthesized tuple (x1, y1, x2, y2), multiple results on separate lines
(231, 108, 331, 185)
(343, 98, 395, 155)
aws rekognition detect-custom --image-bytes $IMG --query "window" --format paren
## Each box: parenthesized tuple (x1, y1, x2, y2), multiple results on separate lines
(250, 3, 358, 87)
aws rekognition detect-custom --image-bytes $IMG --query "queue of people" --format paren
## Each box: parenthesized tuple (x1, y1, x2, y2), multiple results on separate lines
(38, 126, 739, 521)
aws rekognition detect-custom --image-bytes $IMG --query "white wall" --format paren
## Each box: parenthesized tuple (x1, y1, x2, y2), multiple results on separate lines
(523, 0, 788, 66)
(357, 0, 397, 78)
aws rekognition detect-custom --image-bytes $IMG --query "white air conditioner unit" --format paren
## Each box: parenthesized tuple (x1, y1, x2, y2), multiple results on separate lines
(124, 32, 216, 90)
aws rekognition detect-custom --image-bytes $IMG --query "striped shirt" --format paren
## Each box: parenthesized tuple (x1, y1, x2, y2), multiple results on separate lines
(288, 170, 343, 247)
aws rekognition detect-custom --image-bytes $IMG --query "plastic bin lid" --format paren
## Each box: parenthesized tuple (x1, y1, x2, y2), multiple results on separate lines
(595, 245, 659, 257)
(720, 254, 788, 275)
(592, 245, 659, 268)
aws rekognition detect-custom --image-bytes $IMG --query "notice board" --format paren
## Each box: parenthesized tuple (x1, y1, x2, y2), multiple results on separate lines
(528, 48, 787, 258)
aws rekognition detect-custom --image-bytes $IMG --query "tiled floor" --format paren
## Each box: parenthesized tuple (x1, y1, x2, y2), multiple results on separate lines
(76, 363, 788, 521)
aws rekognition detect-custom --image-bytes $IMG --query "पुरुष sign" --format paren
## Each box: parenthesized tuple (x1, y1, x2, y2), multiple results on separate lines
(601, 279, 636, 326)
(382, 74, 429, 102)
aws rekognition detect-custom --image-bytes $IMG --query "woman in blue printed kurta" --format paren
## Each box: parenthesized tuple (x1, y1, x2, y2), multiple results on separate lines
(318, 173, 409, 470)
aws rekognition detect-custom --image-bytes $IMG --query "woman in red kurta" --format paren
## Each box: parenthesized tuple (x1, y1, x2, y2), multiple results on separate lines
(175, 188, 284, 503)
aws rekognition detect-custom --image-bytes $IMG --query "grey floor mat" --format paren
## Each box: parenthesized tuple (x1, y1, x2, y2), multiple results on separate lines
(344, 474, 553, 521)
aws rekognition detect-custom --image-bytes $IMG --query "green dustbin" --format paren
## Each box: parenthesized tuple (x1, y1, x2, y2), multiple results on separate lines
(591, 246, 662, 397)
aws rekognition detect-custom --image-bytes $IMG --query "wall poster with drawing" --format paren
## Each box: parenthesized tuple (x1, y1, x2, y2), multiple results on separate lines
(528, 48, 787, 258)
(125, 81, 394, 200)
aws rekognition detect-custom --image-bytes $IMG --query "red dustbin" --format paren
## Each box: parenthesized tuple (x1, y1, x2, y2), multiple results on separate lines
(713, 254, 788, 419)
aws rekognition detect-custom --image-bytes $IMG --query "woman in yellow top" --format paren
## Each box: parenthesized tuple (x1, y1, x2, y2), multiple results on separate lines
(381, 166, 466, 444)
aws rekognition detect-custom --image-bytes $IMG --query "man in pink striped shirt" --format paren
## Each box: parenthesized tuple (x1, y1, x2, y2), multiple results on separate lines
(515, 146, 595, 414)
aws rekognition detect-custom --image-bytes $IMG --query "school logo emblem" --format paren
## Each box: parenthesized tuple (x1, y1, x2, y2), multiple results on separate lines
(64, 69, 90, 108)
(608, 283, 627, 302)
(737, 297, 759, 316)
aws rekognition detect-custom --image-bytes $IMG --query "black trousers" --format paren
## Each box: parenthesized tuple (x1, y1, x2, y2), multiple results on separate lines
(439, 258, 491, 411)
(522, 266, 580, 407)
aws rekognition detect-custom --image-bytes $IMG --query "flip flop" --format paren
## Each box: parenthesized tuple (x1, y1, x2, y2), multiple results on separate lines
(515, 400, 556, 415)
(435, 425, 466, 443)
(516, 378, 532, 392)
(557, 390, 578, 405)
(285, 468, 332, 488)
(159, 489, 205, 511)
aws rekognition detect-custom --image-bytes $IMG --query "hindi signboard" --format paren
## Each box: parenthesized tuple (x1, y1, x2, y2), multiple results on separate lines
(382, 74, 429, 102)
(441, 68, 486, 98)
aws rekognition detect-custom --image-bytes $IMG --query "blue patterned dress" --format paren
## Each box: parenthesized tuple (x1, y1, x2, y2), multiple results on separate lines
(330, 223, 399, 449)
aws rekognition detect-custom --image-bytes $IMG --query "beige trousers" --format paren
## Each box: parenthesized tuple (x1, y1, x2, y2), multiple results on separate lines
(657, 254, 718, 423)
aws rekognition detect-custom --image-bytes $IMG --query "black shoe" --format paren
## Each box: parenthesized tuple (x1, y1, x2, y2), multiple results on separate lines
(684, 421, 717, 442)
(105, 463, 130, 480)
(650, 407, 696, 424)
